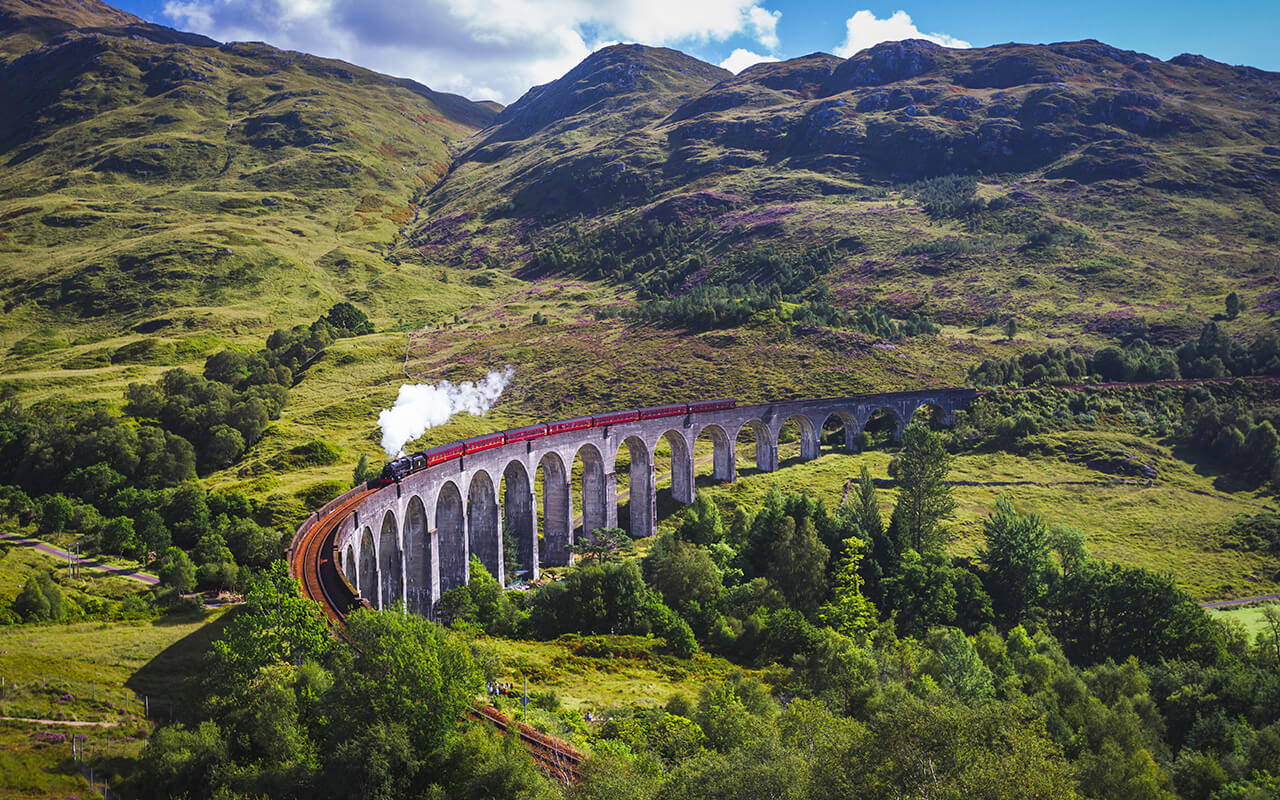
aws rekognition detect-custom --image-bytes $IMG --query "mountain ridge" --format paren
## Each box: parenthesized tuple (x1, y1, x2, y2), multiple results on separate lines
(406, 36, 1280, 337)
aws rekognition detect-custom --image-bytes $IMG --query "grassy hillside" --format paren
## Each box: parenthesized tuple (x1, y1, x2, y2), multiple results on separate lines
(0, 1, 497, 353)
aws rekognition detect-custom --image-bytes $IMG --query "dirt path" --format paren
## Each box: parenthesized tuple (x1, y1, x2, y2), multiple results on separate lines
(0, 532, 158, 585)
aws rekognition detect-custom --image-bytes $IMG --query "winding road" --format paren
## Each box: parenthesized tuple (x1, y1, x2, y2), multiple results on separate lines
(0, 532, 158, 585)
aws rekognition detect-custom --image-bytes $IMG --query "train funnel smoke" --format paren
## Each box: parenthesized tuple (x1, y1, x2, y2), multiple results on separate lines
(378, 367, 514, 457)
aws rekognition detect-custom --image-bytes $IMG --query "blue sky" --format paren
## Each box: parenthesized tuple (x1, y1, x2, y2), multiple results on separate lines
(112, 1, 1280, 103)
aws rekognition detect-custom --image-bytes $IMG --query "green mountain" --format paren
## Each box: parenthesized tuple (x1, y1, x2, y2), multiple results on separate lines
(413, 39, 1280, 339)
(0, 0, 497, 348)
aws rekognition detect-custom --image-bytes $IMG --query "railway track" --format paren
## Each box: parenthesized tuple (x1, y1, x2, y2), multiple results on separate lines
(289, 488, 586, 784)
(468, 704, 585, 784)
(288, 487, 370, 626)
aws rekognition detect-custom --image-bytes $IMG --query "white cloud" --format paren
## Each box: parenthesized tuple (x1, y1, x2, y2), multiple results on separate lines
(719, 48, 779, 74)
(834, 9, 970, 59)
(161, 0, 784, 104)
(747, 6, 781, 50)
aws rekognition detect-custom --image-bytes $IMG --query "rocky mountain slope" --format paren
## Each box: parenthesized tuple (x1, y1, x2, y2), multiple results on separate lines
(0, 0, 497, 344)
(412, 39, 1280, 337)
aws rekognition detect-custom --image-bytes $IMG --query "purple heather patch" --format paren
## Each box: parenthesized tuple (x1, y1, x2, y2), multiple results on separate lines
(1255, 288, 1280, 313)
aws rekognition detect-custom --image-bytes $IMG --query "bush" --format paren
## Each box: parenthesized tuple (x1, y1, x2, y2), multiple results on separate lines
(323, 302, 374, 336)
(12, 573, 65, 623)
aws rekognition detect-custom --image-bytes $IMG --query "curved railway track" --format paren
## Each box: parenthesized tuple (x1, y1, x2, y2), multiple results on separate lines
(289, 487, 370, 626)
(289, 488, 585, 784)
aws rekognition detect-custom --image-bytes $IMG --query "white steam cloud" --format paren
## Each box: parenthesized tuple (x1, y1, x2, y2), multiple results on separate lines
(378, 367, 514, 457)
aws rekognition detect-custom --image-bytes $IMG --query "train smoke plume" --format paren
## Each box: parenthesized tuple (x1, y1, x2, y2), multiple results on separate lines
(378, 367, 514, 457)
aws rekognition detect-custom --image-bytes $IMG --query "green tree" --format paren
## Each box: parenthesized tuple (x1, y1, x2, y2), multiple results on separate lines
(694, 680, 763, 753)
(435, 725, 558, 800)
(207, 561, 331, 694)
(166, 483, 211, 548)
(36, 573, 65, 621)
(852, 463, 883, 541)
(352, 453, 372, 487)
(136, 720, 229, 800)
(37, 493, 76, 536)
(1004, 316, 1018, 340)
(1244, 421, 1279, 475)
(980, 496, 1052, 620)
(1049, 524, 1090, 575)
(892, 423, 956, 555)
(1225, 291, 1242, 320)
(767, 515, 829, 616)
(324, 302, 374, 336)
(569, 526, 633, 562)
(884, 550, 957, 637)
(818, 537, 877, 641)
(206, 424, 245, 467)
(925, 627, 994, 701)
(134, 509, 171, 558)
(99, 515, 140, 560)
(529, 559, 650, 638)
(0, 484, 35, 525)
(832, 697, 1080, 800)
(676, 494, 724, 546)
(158, 546, 197, 594)
(644, 535, 722, 624)
(325, 608, 480, 786)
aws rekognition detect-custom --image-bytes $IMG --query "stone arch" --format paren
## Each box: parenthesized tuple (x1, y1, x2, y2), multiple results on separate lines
(618, 435, 655, 538)
(378, 510, 402, 610)
(502, 460, 538, 583)
(403, 496, 432, 616)
(696, 423, 735, 483)
(775, 414, 820, 464)
(659, 429, 695, 505)
(861, 405, 905, 445)
(575, 442, 609, 540)
(468, 470, 503, 585)
(737, 419, 777, 473)
(538, 451, 573, 566)
(821, 411, 858, 451)
(436, 481, 467, 594)
(357, 526, 377, 605)
(910, 400, 948, 428)
(343, 543, 356, 587)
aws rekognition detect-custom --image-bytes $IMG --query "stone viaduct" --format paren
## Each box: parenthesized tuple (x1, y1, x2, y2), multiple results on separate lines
(325, 388, 976, 617)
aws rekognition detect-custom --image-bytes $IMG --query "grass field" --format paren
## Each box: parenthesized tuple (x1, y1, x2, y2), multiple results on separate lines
(0, 608, 230, 798)
(1208, 603, 1279, 639)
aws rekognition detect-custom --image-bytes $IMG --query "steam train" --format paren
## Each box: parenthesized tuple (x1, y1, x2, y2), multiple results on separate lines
(378, 398, 737, 484)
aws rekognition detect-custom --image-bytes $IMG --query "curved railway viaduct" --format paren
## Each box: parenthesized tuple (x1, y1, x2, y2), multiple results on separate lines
(306, 388, 977, 618)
